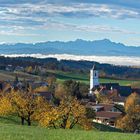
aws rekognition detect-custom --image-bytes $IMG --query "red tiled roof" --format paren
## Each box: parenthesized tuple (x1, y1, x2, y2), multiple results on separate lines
(96, 111, 122, 119)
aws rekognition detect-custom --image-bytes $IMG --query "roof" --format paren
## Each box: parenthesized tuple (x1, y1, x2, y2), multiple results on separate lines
(96, 111, 122, 119)
(94, 103, 114, 112)
(100, 83, 119, 90)
(34, 91, 52, 100)
(112, 96, 126, 103)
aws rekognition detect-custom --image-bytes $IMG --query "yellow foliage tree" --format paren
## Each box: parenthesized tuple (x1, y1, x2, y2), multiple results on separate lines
(38, 97, 92, 130)
(0, 94, 13, 116)
(26, 66, 33, 73)
(10, 90, 46, 126)
(117, 93, 140, 132)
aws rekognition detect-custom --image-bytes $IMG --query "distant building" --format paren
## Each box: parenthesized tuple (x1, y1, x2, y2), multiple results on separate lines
(89, 65, 99, 94)
(89, 65, 132, 97)
(14, 66, 24, 72)
(6, 65, 14, 71)
(87, 103, 124, 127)
(34, 91, 53, 101)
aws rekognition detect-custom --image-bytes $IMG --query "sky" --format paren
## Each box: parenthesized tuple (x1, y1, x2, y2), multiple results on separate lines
(0, 0, 140, 46)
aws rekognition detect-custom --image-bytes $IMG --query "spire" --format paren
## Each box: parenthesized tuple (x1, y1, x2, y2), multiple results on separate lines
(92, 64, 96, 70)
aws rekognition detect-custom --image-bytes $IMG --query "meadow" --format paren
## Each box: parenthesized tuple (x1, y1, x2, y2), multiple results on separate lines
(0, 124, 140, 140)
(48, 70, 140, 86)
(0, 70, 140, 87)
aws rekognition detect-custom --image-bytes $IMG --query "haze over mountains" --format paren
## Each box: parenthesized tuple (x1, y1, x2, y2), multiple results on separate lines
(0, 39, 140, 57)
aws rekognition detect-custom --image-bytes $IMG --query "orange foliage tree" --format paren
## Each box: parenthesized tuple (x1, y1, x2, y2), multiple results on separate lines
(116, 93, 140, 132)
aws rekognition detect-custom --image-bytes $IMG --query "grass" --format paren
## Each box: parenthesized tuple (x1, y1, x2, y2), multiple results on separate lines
(0, 69, 140, 87)
(0, 70, 40, 81)
(0, 124, 140, 140)
(47, 70, 140, 86)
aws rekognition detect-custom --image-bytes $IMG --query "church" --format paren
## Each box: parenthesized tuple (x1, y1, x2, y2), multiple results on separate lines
(89, 64, 132, 97)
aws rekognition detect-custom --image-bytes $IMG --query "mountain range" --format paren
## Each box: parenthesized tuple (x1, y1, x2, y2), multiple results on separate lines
(0, 39, 140, 57)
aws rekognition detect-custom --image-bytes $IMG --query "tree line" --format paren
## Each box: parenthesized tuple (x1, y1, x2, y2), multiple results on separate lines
(1, 56, 140, 79)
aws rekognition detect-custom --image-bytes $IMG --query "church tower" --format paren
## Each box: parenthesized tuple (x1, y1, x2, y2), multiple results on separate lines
(89, 65, 99, 94)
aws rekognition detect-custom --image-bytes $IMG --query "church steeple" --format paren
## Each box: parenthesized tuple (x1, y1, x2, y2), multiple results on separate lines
(92, 64, 97, 70)
(89, 64, 99, 94)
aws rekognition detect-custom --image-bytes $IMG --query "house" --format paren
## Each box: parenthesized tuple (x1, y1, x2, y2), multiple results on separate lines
(31, 81, 48, 90)
(6, 65, 14, 71)
(34, 91, 53, 101)
(89, 103, 124, 127)
(14, 66, 24, 72)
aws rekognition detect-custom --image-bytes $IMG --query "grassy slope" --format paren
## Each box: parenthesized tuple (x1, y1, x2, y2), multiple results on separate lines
(0, 70, 40, 81)
(48, 70, 140, 86)
(0, 124, 140, 140)
(0, 70, 140, 87)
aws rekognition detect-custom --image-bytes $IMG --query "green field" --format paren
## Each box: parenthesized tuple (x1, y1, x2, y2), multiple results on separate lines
(0, 70, 140, 87)
(47, 70, 140, 86)
(0, 124, 140, 140)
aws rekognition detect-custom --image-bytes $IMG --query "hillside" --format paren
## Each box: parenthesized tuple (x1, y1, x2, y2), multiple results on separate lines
(0, 39, 140, 56)
(48, 70, 140, 86)
(0, 70, 139, 87)
(1, 57, 140, 79)
(0, 124, 140, 140)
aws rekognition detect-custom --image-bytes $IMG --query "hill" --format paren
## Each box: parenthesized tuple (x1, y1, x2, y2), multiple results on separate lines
(0, 39, 140, 56)
(48, 70, 140, 86)
(1, 57, 140, 79)
(0, 124, 140, 140)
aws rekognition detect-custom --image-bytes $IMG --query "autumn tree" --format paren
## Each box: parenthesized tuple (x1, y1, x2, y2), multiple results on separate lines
(116, 93, 140, 132)
(26, 66, 33, 74)
(11, 90, 47, 126)
(55, 83, 67, 99)
(38, 97, 92, 130)
(0, 94, 13, 116)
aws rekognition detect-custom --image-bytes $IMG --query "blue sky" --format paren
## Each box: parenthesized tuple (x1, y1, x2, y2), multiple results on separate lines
(0, 0, 140, 46)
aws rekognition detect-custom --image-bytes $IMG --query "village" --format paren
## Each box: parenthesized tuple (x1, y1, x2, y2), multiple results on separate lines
(0, 64, 140, 129)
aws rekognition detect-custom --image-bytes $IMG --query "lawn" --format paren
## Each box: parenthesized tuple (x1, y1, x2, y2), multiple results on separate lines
(0, 124, 140, 140)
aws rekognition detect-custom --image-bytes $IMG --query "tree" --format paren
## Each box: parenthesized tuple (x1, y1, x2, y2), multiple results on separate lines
(79, 83, 89, 98)
(37, 103, 59, 129)
(85, 108, 96, 119)
(38, 96, 92, 130)
(0, 94, 13, 116)
(125, 92, 140, 112)
(96, 93, 112, 104)
(55, 83, 67, 100)
(116, 93, 140, 132)
(47, 76, 56, 94)
(11, 90, 46, 126)
(63, 80, 82, 99)
(26, 66, 33, 73)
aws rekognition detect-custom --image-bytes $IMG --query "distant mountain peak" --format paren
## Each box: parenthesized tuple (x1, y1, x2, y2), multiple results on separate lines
(0, 39, 139, 57)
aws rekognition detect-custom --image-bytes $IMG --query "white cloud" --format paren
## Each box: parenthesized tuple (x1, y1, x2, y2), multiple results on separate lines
(0, 1, 139, 39)
(43, 21, 140, 35)
(1, 54, 140, 66)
